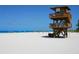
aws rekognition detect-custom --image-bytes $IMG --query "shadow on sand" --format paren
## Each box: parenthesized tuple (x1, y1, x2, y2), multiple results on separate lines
(42, 36, 52, 38)
(42, 36, 66, 38)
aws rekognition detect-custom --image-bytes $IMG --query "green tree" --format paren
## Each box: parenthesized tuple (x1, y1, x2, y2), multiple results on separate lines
(76, 19, 79, 30)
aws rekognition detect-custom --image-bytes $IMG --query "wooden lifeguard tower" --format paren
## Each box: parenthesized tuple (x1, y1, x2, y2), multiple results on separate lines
(48, 6, 72, 38)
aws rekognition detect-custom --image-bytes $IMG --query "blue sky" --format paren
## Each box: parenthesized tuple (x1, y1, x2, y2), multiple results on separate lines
(0, 5, 79, 31)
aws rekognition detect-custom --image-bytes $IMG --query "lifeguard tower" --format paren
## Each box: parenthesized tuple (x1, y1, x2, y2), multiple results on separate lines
(48, 6, 72, 38)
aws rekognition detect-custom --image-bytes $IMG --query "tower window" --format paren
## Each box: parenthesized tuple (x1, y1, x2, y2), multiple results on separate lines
(56, 8, 60, 12)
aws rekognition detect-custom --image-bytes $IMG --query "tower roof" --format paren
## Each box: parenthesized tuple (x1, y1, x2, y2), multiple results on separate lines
(50, 6, 70, 11)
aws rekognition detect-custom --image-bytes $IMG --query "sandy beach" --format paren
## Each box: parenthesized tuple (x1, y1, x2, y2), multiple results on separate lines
(0, 32, 79, 54)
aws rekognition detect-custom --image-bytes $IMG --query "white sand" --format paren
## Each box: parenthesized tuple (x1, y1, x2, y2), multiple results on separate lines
(0, 32, 79, 54)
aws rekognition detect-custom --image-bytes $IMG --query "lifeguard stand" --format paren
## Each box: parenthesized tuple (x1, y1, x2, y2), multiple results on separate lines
(48, 6, 72, 38)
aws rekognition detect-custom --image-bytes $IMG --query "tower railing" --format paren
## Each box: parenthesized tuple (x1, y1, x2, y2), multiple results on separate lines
(49, 12, 71, 19)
